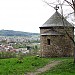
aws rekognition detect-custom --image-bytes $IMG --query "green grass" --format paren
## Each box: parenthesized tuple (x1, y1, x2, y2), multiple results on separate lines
(0, 56, 75, 75)
(40, 57, 75, 75)
(0, 56, 51, 75)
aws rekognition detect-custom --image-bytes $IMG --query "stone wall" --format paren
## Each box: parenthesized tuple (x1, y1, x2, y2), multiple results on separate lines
(40, 26, 74, 57)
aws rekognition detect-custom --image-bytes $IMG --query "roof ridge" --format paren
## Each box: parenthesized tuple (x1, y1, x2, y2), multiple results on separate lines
(40, 11, 73, 28)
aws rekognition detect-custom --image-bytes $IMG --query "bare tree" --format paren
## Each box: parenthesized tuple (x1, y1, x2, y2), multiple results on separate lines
(43, 0, 75, 63)
(65, 0, 75, 13)
(62, 0, 75, 63)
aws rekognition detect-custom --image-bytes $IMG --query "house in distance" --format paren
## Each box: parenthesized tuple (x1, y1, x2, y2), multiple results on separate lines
(39, 7, 74, 57)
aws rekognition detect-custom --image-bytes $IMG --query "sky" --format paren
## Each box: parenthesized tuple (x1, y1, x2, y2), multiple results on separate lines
(0, 0, 74, 33)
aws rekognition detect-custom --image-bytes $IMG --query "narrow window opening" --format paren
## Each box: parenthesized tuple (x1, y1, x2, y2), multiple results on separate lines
(47, 39, 50, 45)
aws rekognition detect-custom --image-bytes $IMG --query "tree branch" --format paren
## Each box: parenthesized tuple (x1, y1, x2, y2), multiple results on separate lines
(65, 12, 74, 18)
(42, 0, 55, 8)
(72, 0, 75, 12)
(64, 0, 74, 9)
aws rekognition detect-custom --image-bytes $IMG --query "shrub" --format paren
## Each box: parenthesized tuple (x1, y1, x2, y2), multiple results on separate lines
(0, 51, 16, 59)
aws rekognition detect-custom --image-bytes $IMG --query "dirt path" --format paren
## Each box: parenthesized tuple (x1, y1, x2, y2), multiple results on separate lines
(25, 60, 61, 75)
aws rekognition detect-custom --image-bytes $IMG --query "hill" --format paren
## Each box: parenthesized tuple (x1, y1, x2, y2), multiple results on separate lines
(0, 30, 39, 36)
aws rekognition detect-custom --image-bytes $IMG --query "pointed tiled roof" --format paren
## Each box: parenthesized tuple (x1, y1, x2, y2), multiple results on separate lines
(40, 11, 73, 28)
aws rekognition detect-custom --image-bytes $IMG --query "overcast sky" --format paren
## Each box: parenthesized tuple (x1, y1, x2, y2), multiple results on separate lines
(0, 0, 73, 33)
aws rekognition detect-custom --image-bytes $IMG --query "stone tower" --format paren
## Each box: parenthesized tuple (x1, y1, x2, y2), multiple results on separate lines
(39, 11, 74, 57)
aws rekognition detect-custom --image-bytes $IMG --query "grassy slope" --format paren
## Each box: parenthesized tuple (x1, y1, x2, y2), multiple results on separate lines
(0, 56, 51, 75)
(0, 56, 75, 75)
(40, 57, 75, 75)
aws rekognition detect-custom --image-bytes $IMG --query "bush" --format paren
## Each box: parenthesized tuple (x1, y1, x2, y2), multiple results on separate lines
(17, 51, 24, 63)
(0, 51, 16, 59)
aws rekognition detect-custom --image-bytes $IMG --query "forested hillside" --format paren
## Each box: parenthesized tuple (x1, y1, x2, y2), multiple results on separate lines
(0, 30, 39, 36)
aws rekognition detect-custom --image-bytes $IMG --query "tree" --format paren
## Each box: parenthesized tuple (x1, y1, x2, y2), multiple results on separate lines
(65, 0, 75, 14)
(43, 0, 75, 63)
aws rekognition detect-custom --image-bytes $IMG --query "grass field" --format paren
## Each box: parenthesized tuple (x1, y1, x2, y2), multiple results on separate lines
(0, 56, 51, 75)
(0, 56, 75, 75)
(40, 57, 75, 75)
